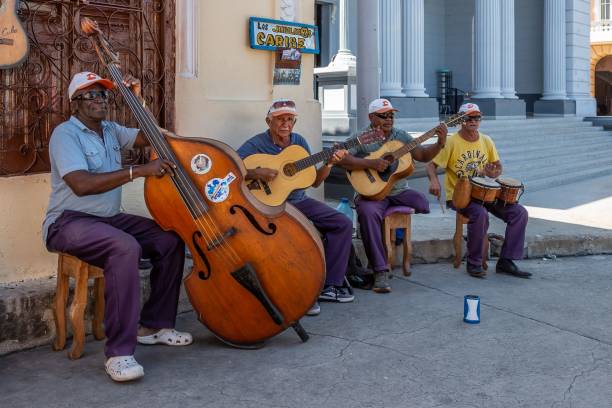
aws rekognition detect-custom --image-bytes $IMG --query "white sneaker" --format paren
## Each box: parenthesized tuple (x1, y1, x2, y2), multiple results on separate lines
(306, 302, 321, 316)
(105, 355, 144, 382)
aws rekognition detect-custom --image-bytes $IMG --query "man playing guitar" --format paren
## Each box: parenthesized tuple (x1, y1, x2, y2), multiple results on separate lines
(237, 99, 353, 315)
(338, 99, 448, 293)
(426, 103, 531, 279)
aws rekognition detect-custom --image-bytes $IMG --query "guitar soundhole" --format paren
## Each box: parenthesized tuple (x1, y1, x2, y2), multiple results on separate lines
(283, 163, 297, 177)
(378, 159, 398, 182)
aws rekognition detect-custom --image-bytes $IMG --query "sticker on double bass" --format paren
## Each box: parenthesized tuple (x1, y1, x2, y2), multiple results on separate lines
(190, 153, 212, 175)
(205, 172, 237, 203)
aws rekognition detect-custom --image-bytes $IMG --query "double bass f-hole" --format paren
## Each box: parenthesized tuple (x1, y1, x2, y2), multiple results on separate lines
(230, 205, 276, 235)
(192, 231, 212, 280)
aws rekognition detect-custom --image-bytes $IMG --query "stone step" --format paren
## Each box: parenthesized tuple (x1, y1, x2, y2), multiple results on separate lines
(500, 137, 612, 158)
(517, 155, 612, 184)
(502, 142, 612, 165)
(525, 165, 612, 191)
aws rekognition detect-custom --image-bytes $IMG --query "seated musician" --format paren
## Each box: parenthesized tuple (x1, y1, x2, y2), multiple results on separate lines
(237, 99, 354, 314)
(42, 72, 192, 382)
(425, 103, 531, 279)
(338, 98, 448, 293)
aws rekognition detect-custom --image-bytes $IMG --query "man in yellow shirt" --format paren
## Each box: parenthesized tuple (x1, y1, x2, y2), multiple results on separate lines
(425, 103, 531, 279)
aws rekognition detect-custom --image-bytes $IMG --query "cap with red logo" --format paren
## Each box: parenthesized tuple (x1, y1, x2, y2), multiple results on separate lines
(458, 102, 481, 116)
(368, 98, 399, 114)
(68, 72, 115, 100)
(267, 99, 298, 117)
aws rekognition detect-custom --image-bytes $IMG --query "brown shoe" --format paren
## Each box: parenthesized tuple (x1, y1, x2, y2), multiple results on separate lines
(373, 271, 391, 293)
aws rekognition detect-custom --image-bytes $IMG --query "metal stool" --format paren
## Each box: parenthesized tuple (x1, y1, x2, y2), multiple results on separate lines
(52, 253, 105, 359)
(453, 212, 489, 270)
(382, 206, 415, 277)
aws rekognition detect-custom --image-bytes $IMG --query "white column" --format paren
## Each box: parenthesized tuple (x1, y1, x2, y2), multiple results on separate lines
(500, 0, 517, 98)
(357, 0, 380, 128)
(401, 0, 428, 97)
(473, 0, 502, 99)
(331, 0, 356, 67)
(542, 0, 567, 100)
(177, 0, 198, 78)
(380, 0, 403, 96)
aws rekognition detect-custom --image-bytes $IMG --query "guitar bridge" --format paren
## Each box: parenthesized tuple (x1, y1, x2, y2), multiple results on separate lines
(0, 38, 15, 46)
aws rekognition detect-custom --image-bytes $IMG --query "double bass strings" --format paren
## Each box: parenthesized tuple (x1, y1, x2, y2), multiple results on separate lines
(106, 64, 242, 267)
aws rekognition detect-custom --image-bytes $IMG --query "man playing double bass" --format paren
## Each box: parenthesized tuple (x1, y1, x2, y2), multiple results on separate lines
(425, 103, 531, 279)
(237, 99, 354, 315)
(42, 72, 192, 382)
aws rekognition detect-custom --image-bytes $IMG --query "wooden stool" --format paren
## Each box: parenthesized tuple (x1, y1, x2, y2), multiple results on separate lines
(52, 253, 105, 360)
(453, 212, 489, 270)
(382, 206, 415, 277)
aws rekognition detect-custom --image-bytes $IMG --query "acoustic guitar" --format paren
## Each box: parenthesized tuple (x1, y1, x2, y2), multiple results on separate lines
(244, 129, 384, 206)
(0, 0, 28, 69)
(347, 113, 468, 201)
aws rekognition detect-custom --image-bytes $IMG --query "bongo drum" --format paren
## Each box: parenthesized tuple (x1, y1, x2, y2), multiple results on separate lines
(496, 177, 524, 205)
(470, 177, 500, 204)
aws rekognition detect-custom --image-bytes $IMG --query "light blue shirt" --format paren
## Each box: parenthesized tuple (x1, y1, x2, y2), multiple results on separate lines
(42, 116, 139, 243)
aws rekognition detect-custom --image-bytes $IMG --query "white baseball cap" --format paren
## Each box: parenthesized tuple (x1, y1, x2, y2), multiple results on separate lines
(68, 72, 114, 100)
(368, 98, 398, 114)
(267, 99, 298, 117)
(458, 102, 481, 116)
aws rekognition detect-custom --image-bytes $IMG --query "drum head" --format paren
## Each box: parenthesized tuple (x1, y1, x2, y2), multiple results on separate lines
(497, 177, 522, 187)
(471, 177, 500, 188)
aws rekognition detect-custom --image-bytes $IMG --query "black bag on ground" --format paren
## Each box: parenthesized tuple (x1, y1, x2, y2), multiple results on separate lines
(346, 243, 374, 290)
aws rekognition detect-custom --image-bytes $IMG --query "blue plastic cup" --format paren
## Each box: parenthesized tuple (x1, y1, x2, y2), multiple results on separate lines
(463, 295, 480, 324)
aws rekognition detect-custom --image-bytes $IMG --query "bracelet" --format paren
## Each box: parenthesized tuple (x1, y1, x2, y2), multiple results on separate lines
(325, 163, 333, 169)
(129, 165, 133, 182)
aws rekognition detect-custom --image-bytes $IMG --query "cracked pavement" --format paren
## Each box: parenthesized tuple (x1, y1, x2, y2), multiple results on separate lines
(2, 255, 612, 408)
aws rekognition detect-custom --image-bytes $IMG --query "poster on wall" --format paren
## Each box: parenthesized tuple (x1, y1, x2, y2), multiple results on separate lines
(249, 17, 319, 54)
(273, 48, 301, 85)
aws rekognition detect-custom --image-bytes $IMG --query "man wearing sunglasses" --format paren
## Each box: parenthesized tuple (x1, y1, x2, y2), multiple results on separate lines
(42, 72, 192, 382)
(426, 103, 531, 279)
(237, 99, 354, 315)
(338, 98, 448, 293)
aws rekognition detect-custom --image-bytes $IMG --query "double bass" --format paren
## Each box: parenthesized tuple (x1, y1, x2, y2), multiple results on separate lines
(81, 18, 325, 348)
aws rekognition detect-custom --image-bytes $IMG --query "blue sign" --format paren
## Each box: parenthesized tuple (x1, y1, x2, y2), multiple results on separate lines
(249, 17, 319, 54)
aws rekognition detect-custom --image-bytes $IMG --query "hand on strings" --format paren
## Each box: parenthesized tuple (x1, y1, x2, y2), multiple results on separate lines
(254, 168, 278, 182)
(327, 147, 347, 165)
(139, 159, 176, 178)
(122, 74, 142, 98)
(369, 158, 390, 172)
(435, 122, 448, 147)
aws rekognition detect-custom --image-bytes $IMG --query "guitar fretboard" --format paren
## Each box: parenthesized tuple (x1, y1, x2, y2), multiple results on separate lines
(293, 135, 365, 172)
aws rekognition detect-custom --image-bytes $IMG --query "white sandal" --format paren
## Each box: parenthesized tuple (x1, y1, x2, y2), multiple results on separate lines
(105, 355, 144, 382)
(137, 328, 193, 346)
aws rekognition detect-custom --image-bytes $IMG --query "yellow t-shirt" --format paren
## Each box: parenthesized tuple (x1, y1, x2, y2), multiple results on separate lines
(432, 132, 500, 200)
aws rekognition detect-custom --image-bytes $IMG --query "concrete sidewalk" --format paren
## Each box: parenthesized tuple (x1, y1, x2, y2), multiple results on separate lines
(3, 255, 612, 407)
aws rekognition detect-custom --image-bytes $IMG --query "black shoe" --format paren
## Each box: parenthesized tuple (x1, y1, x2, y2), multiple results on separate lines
(466, 263, 486, 278)
(496, 258, 532, 279)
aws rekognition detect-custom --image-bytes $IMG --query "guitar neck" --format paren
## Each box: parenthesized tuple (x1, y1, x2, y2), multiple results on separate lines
(293, 136, 363, 172)
(391, 128, 437, 160)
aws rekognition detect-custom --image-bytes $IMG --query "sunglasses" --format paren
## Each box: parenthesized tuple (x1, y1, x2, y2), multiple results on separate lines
(374, 112, 395, 120)
(271, 100, 296, 109)
(465, 116, 482, 122)
(72, 90, 111, 101)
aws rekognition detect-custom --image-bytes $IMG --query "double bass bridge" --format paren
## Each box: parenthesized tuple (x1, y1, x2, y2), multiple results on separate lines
(206, 227, 238, 250)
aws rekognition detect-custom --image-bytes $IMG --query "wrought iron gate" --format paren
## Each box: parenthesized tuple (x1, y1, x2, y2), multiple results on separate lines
(0, 0, 176, 176)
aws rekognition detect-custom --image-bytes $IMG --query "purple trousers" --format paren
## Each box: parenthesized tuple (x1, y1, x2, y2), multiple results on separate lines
(292, 197, 352, 286)
(355, 189, 430, 272)
(46, 210, 185, 358)
(448, 201, 528, 266)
